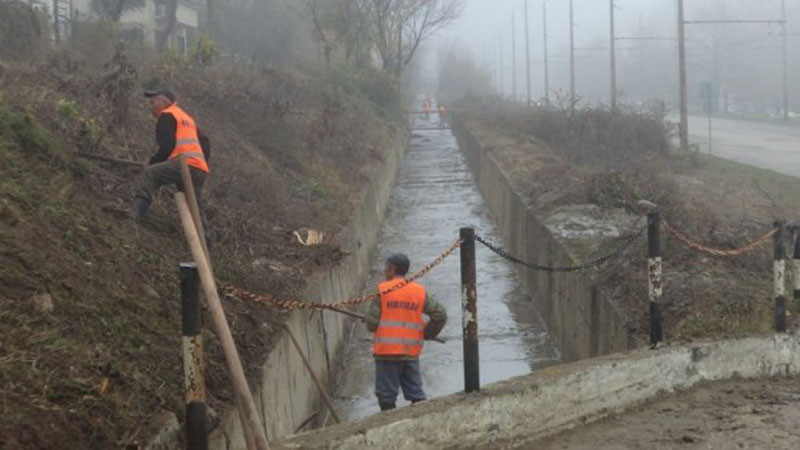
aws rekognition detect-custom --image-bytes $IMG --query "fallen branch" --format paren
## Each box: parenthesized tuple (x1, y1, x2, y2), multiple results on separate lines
(75, 152, 143, 168)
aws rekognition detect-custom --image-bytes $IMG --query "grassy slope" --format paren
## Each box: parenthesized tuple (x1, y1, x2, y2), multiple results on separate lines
(0, 57, 402, 448)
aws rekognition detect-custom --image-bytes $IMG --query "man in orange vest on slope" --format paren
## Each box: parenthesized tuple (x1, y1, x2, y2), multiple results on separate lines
(131, 88, 211, 219)
(366, 254, 447, 411)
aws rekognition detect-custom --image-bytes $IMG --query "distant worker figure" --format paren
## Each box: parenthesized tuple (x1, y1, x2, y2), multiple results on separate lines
(366, 254, 447, 411)
(131, 88, 210, 219)
(437, 104, 447, 129)
(422, 98, 431, 120)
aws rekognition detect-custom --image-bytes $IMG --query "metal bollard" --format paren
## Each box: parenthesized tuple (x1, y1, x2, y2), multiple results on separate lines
(647, 212, 663, 346)
(460, 227, 480, 393)
(180, 263, 208, 450)
(773, 222, 787, 333)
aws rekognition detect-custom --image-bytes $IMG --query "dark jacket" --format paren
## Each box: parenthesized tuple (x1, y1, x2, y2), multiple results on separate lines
(149, 112, 211, 165)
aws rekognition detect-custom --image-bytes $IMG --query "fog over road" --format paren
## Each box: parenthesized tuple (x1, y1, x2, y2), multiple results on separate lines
(675, 115, 800, 177)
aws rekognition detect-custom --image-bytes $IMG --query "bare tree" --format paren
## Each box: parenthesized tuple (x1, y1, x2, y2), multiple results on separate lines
(367, 0, 464, 75)
(93, 0, 132, 21)
(306, 0, 335, 66)
(399, 0, 463, 72)
(155, 0, 178, 51)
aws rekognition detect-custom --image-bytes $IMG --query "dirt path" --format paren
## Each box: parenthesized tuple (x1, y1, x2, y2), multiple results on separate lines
(525, 376, 800, 450)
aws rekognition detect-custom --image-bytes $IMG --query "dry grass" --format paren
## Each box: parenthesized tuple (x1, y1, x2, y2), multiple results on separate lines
(456, 99, 797, 344)
(0, 42, 402, 448)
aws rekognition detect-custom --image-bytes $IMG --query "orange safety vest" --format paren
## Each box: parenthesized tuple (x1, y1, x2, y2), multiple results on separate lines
(162, 103, 209, 173)
(373, 279, 426, 357)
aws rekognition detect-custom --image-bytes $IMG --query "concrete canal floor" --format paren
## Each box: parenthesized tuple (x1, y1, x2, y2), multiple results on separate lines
(330, 113, 561, 422)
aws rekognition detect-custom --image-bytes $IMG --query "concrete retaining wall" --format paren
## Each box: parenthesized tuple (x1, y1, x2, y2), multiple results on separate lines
(451, 119, 633, 360)
(204, 138, 405, 449)
(275, 335, 800, 449)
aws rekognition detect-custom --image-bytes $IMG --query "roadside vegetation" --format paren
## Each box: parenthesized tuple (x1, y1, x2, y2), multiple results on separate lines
(454, 97, 799, 344)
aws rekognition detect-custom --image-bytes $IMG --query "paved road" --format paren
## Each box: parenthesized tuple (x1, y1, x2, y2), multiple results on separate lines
(330, 113, 560, 423)
(674, 115, 800, 177)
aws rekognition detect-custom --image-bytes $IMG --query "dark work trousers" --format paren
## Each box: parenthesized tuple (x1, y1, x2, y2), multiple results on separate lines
(374, 360, 426, 410)
(135, 159, 206, 204)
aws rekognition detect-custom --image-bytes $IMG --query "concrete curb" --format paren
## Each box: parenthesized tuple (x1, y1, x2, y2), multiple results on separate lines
(275, 335, 799, 449)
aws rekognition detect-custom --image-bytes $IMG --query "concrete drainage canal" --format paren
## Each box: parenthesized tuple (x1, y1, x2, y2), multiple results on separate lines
(330, 114, 561, 422)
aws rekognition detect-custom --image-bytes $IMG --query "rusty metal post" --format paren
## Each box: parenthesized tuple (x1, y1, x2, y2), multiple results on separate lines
(460, 227, 479, 393)
(774, 221, 787, 332)
(181, 263, 208, 450)
(647, 212, 663, 346)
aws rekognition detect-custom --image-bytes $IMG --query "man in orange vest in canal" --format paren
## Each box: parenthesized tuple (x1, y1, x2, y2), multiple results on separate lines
(131, 88, 210, 219)
(366, 253, 447, 411)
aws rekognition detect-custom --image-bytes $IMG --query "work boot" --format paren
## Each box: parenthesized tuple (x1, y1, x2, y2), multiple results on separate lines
(131, 197, 151, 220)
(378, 402, 396, 411)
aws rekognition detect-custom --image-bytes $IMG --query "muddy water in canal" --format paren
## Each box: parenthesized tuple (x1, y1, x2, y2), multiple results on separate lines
(331, 115, 560, 422)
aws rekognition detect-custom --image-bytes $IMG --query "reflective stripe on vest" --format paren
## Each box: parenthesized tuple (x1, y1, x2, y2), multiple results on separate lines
(162, 104, 209, 173)
(374, 337, 424, 345)
(378, 320, 424, 330)
(373, 279, 426, 357)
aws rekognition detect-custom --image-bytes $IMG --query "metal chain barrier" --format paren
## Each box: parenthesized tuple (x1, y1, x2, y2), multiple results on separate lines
(474, 223, 647, 272)
(220, 238, 462, 311)
(662, 221, 776, 257)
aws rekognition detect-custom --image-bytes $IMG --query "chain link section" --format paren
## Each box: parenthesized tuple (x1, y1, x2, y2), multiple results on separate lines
(475, 224, 647, 272)
(220, 238, 463, 311)
(662, 221, 776, 257)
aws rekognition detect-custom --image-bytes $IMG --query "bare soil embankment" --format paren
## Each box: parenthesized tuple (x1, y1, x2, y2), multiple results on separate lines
(0, 47, 403, 448)
(455, 98, 799, 344)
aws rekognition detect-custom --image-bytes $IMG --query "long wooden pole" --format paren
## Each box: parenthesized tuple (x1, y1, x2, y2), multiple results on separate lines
(178, 156, 210, 262)
(175, 193, 269, 450)
(284, 326, 341, 424)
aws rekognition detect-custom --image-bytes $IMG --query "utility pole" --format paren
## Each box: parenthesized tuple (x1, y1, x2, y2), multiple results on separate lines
(525, 0, 532, 105)
(678, 0, 689, 150)
(543, 1, 550, 106)
(512, 11, 517, 102)
(569, 0, 575, 109)
(499, 34, 505, 96)
(782, 0, 789, 121)
(207, 0, 215, 39)
(610, 0, 617, 111)
(52, 0, 60, 43)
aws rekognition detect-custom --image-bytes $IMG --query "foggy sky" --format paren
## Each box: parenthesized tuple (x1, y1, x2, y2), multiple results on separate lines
(433, 0, 797, 107)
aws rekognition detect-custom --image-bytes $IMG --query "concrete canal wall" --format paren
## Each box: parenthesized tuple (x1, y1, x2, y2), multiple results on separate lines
(451, 118, 633, 361)
(201, 138, 405, 449)
(274, 334, 800, 449)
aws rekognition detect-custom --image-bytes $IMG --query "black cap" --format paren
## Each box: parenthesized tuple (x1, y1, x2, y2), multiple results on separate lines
(143, 88, 176, 103)
(386, 253, 410, 276)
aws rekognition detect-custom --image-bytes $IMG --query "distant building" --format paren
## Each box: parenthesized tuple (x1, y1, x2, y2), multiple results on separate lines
(25, 0, 200, 54)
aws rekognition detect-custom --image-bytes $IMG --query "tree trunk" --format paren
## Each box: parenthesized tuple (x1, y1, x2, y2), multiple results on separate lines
(156, 0, 178, 51)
